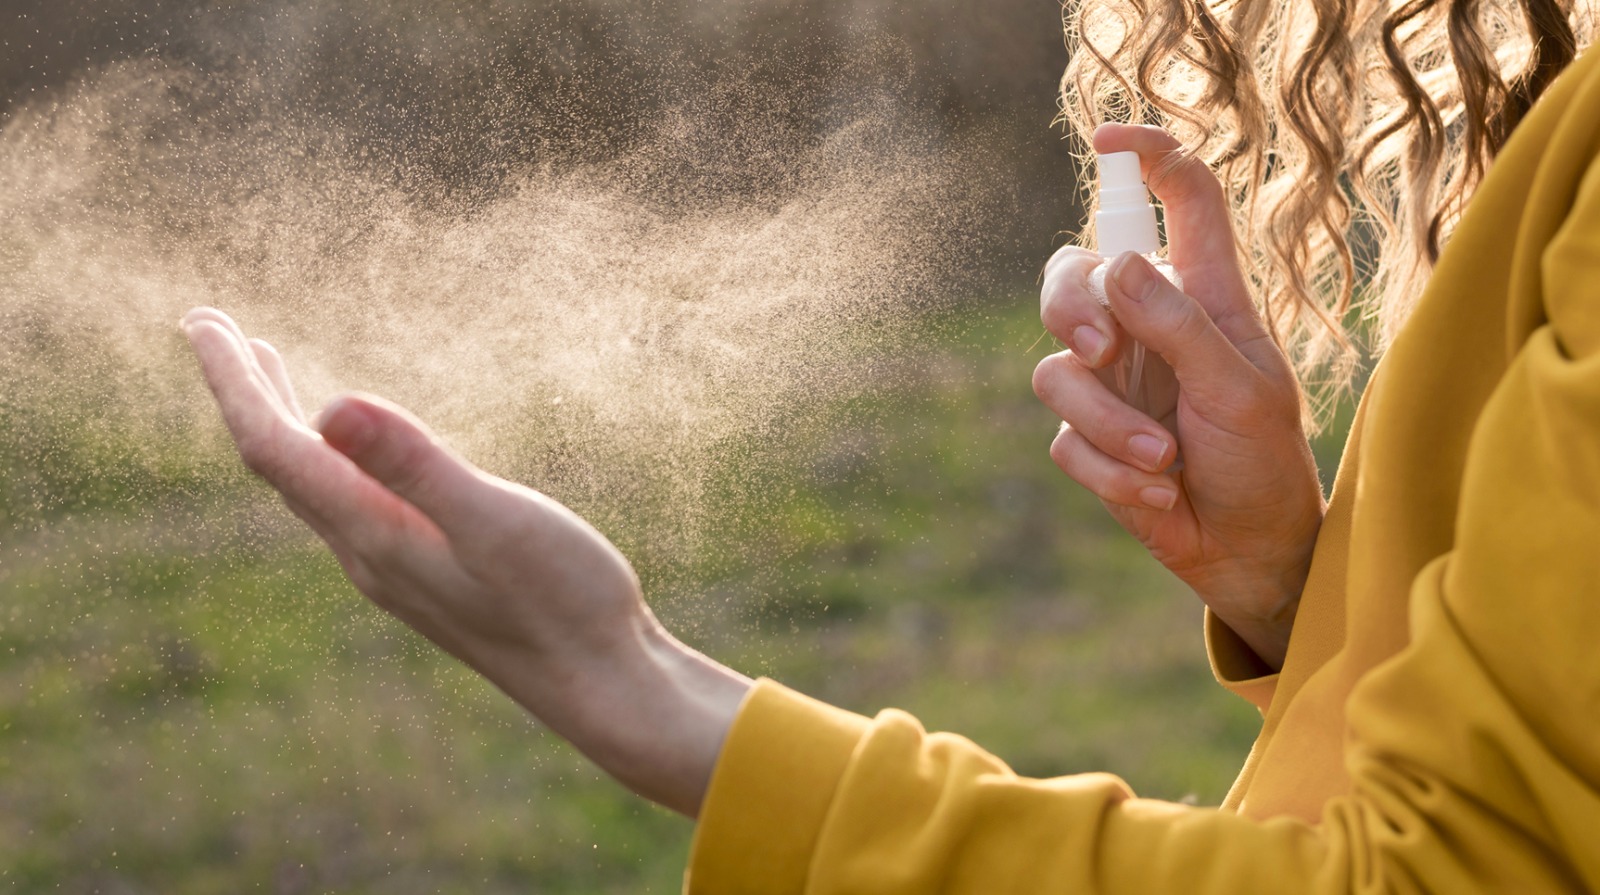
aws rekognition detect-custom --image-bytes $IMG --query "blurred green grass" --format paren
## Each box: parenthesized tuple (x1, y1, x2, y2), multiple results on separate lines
(0, 299, 1355, 893)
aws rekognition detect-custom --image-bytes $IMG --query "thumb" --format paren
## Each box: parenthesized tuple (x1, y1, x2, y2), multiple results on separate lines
(1104, 251, 1256, 402)
(317, 393, 493, 536)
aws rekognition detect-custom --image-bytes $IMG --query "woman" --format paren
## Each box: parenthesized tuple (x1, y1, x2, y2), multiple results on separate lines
(184, 0, 1600, 889)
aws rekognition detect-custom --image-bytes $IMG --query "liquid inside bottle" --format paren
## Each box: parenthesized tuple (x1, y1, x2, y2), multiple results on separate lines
(1086, 251, 1180, 407)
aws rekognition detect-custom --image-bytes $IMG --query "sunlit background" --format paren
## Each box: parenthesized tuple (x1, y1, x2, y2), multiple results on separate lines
(0, 2, 1354, 891)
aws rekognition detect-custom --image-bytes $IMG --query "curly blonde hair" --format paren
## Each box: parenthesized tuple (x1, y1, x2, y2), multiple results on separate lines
(1061, 0, 1595, 422)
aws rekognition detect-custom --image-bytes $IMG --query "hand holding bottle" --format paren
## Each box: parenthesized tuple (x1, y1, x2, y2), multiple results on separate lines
(1032, 124, 1326, 670)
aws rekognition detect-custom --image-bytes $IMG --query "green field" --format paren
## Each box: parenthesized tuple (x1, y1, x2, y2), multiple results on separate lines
(0, 301, 1352, 892)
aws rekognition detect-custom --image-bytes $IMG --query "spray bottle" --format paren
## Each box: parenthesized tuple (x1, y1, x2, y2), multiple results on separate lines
(1086, 151, 1180, 407)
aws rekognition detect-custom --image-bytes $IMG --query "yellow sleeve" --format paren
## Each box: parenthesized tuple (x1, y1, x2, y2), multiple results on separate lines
(1203, 607, 1279, 712)
(682, 161, 1600, 895)
(687, 680, 1329, 894)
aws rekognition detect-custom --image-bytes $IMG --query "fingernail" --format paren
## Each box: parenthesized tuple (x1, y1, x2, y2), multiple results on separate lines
(319, 398, 375, 454)
(1139, 485, 1178, 510)
(1072, 325, 1107, 364)
(1128, 434, 1168, 471)
(1112, 251, 1158, 302)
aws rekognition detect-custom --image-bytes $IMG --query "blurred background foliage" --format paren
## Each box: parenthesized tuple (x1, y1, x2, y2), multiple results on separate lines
(0, 2, 1360, 892)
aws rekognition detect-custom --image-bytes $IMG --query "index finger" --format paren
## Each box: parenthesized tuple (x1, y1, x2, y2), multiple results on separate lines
(1041, 246, 1123, 368)
(183, 316, 302, 462)
(1042, 243, 1102, 284)
(181, 312, 419, 540)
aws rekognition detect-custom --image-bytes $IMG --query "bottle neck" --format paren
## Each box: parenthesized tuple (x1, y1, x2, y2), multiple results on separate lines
(1095, 204, 1160, 257)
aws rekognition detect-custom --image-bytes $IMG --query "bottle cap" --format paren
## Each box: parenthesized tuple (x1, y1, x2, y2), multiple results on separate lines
(1094, 151, 1160, 257)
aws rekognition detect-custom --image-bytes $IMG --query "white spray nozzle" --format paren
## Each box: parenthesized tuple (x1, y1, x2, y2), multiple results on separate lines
(1094, 151, 1160, 258)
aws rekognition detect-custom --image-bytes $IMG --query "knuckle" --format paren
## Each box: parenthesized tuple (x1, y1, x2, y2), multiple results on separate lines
(387, 461, 432, 503)
(1046, 244, 1098, 265)
(1083, 399, 1120, 440)
(1133, 123, 1179, 146)
(1032, 353, 1068, 401)
(1048, 425, 1078, 471)
(1049, 427, 1141, 505)
(1039, 281, 1074, 336)
(1167, 294, 1214, 342)
(1042, 245, 1097, 280)
(1040, 271, 1099, 340)
(375, 435, 434, 497)
(1049, 427, 1096, 478)
(1035, 351, 1100, 412)
(1186, 156, 1226, 197)
(1153, 152, 1225, 206)
(1107, 466, 1148, 503)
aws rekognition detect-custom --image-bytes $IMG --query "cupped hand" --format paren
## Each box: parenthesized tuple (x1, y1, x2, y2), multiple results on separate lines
(181, 307, 750, 816)
(1032, 124, 1325, 670)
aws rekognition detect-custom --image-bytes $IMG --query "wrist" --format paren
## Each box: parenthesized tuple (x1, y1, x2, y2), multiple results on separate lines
(610, 627, 753, 816)
(1205, 590, 1299, 672)
(1189, 535, 1320, 672)
(500, 614, 752, 817)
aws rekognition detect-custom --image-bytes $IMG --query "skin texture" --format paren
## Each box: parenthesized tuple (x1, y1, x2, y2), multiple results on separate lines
(1033, 124, 1326, 670)
(181, 306, 752, 817)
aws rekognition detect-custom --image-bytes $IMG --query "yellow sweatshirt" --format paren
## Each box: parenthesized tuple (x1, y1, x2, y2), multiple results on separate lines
(684, 44, 1600, 895)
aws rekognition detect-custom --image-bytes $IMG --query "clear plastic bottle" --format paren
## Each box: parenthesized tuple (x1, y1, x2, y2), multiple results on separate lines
(1086, 151, 1180, 408)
